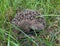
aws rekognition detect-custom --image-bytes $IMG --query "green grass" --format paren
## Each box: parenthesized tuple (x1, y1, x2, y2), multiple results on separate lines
(0, 0, 60, 46)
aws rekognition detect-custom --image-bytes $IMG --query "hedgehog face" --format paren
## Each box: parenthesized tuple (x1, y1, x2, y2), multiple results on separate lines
(30, 19, 45, 31)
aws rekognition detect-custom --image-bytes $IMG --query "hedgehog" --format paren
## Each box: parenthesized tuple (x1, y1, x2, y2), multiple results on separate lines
(11, 9, 46, 35)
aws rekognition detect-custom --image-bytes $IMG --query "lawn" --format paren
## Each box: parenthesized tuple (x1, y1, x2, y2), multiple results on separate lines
(0, 0, 60, 46)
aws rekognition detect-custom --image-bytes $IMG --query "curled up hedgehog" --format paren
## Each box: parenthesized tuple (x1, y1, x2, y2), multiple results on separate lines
(11, 9, 46, 36)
